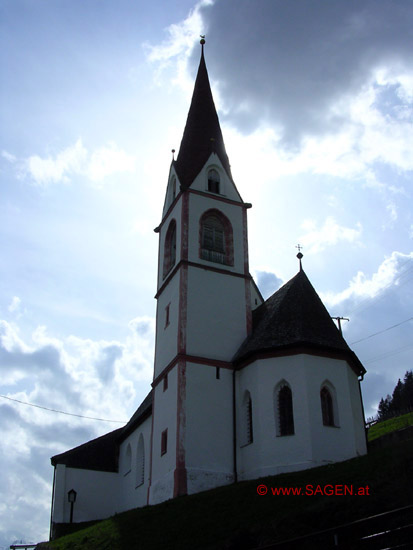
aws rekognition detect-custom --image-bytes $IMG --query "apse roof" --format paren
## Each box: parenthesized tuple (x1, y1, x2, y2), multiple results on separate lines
(234, 269, 366, 375)
(174, 45, 232, 189)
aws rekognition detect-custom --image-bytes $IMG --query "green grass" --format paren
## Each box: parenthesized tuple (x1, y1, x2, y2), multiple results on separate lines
(38, 438, 413, 550)
(368, 411, 413, 441)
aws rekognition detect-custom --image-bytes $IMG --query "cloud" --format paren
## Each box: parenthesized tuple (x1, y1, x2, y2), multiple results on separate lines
(2, 150, 17, 163)
(299, 217, 362, 254)
(148, 1, 413, 185)
(23, 139, 136, 186)
(8, 296, 21, 314)
(0, 315, 154, 545)
(323, 251, 413, 307)
(255, 271, 283, 300)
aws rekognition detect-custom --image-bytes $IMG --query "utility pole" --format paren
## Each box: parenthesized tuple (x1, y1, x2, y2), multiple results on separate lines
(331, 316, 349, 335)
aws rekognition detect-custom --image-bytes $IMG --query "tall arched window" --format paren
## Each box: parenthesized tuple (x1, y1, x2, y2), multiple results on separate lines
(199, 209, 234, 266)
(136, 434, 145, 487)
(275, 382, 294, 436)
(241, 391, 253, 446)
(321, 386, 335, 427)
(163, 220, 177, 278)
(124, 443, 132, 475)
(207, 168, 220, 194)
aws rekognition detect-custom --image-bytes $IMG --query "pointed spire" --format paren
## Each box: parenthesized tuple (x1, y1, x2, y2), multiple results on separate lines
(174, 39, 232, 189)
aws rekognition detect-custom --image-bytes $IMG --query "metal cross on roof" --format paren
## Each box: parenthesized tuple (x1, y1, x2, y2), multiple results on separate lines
(295, 244, 303, 270)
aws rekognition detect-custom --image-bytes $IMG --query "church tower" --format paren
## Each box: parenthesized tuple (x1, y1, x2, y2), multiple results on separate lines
(148, 41, 260, 504)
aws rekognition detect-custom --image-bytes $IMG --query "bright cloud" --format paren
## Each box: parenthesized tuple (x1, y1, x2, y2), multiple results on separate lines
(323, 251, 413, 306)
(24, 139, 136, 186)
(299, 217, 362, 254)
(8, 296, 21, 314)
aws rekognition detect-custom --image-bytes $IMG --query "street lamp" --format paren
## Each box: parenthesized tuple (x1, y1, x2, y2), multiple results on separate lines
(67, 489, 77, 523)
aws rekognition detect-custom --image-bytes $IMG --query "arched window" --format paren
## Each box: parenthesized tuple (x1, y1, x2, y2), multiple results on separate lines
(163, 220, 177, 278)
(241, 391, 253, 446)
(321, 386, 335, 427)
(124, 443, 132, 476)
(199, 210, 234, 266)
(207, 168, 220, 194)
(275, 382, 294, 436)
(136, 434, 145, 487)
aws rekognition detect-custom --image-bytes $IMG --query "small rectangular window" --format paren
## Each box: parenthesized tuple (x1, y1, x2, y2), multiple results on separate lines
(161, 429, 168, 456)
(163, 374, 168, 392)
(165, 303, 170, 328)
(216, 367, 220, 379)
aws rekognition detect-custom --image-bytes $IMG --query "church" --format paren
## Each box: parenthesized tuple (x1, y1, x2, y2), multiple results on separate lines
(49, 41, 367, 534)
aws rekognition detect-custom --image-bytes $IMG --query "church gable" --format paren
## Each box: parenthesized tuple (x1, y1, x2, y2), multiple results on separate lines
(188, 153, 243, 203)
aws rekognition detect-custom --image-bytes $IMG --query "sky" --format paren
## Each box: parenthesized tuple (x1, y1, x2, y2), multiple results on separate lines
(1, 0, 413, 545)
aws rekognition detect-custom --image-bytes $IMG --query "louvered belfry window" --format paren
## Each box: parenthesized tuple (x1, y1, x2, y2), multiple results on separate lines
(201, 215, 225, 264)
(321, 387, 335, 426)
(278, 385, 294, 436)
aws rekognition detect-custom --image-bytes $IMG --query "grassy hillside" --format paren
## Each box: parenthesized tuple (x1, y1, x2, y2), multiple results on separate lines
(38, 436, 413, 550)
(367, 411, 413, 441)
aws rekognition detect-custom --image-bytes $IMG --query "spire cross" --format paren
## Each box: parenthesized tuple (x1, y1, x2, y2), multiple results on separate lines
(295, 244, 303, 270)
(200, 35, 205, 53)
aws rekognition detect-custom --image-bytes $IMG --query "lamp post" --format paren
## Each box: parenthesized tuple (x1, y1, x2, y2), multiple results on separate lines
(67, 489, 77, 523)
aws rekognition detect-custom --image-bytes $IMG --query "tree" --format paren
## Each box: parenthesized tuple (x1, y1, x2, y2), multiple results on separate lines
(391, 378, 404, 413)
(378, 395, 392, 419)
(376, 370, 413, 420)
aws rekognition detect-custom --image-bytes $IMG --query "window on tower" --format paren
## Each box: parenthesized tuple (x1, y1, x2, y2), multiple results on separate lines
(163, 220, 177, 278)
(207, 168, 220, 194)
(199, 209, 234, 266)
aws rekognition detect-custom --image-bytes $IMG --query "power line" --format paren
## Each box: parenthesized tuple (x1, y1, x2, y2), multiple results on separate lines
(0, 394, 127, 423)
(350, 317, 413, 345)
(363, 343, 413, 365)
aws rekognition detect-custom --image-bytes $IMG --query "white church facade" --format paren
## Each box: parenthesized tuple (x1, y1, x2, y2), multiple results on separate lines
(50, 43, 367, 534)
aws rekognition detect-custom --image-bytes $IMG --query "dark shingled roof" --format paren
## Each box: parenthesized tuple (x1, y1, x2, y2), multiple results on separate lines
(51, 390, 153, 472)
(51, 427, 122, 472)
(234, 269, 365, 375)
(174, 47, 232, 189)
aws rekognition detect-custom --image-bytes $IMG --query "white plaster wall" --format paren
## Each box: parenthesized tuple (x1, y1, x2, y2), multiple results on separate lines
(154, 273, 180, 378)
(149, 366, 178, 505)
(51, 464, 67, 524)
(190, 153, 243, 203)
(186, 267, 248, 360)
(117, 415, 152, 513)
(236, 354, 367, 481)
(185, 362, 234, 494)
(53, 465, 119, 523)
(187, 193, 246, 274)
(236, 355, 313, 480)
